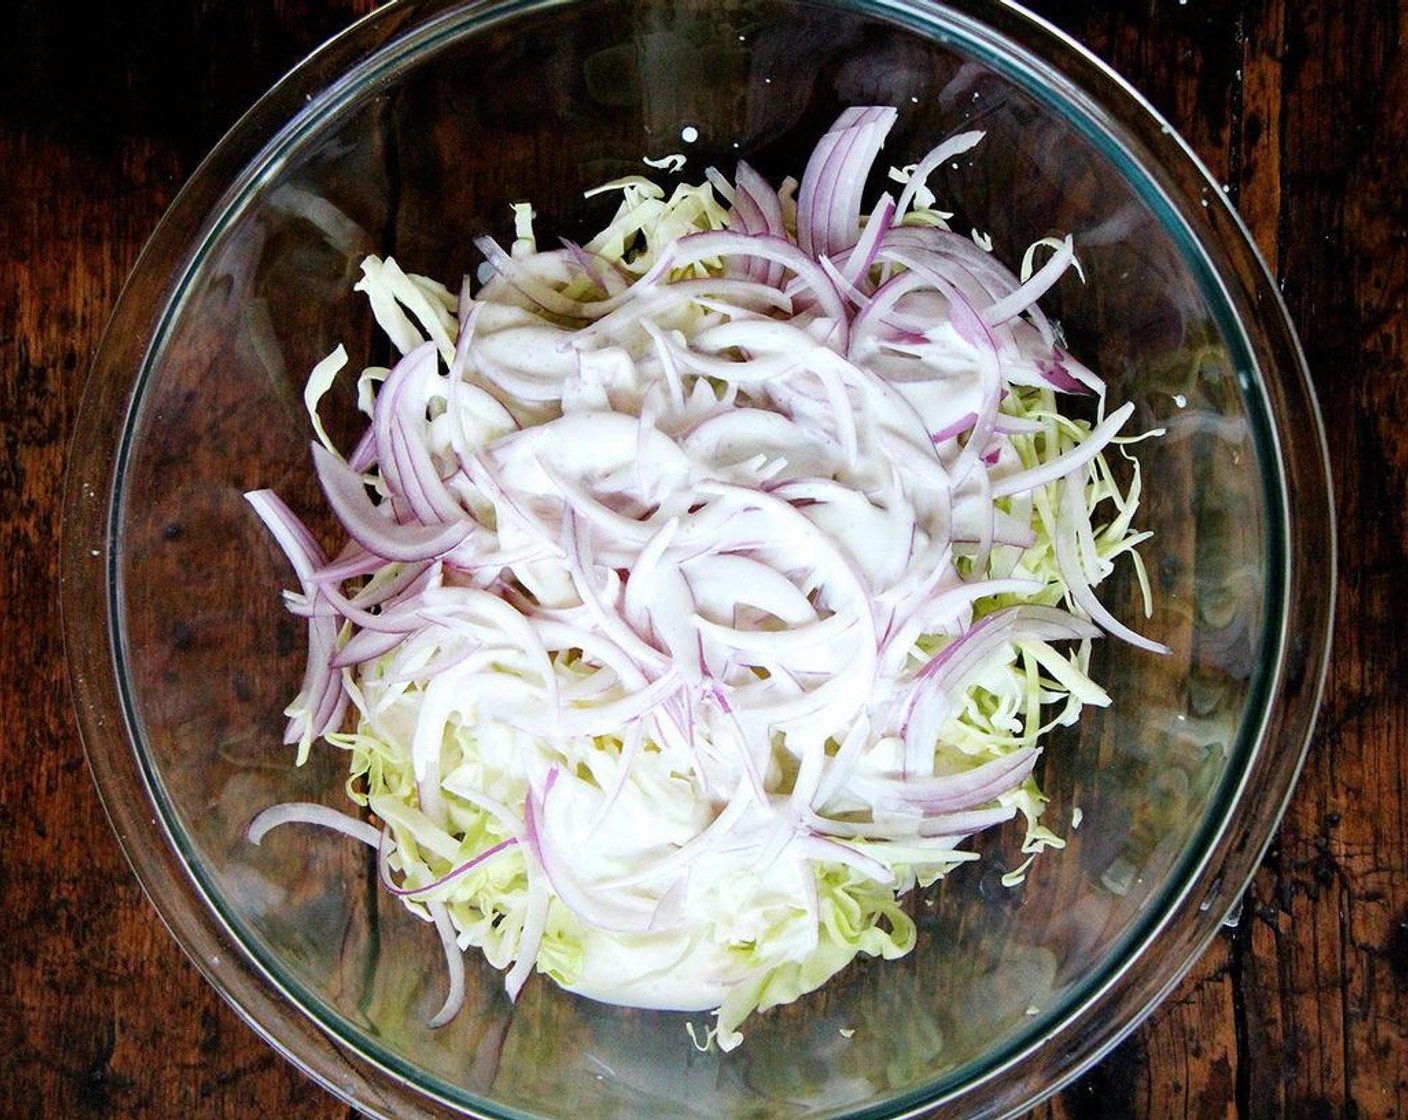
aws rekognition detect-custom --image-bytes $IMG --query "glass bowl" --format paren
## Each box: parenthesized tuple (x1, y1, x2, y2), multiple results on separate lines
(61, 0, 1334, 1117)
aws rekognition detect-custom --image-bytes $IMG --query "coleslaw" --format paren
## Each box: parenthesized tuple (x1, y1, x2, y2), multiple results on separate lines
(246, 106, 1162, 1051)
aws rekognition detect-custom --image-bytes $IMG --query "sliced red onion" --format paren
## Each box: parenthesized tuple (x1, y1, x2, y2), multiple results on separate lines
(504, 874, 550, 1001)
(990, 400, 1134, 499)
(473, 236, 648, 321)
(733, 161, 787, 281)
(797, 106, 898, 260)
(1040, 355, 1098, 395)
(561, 510, 670, 681)
(880, 224, 1015, 311)
(551, 668, 687, 737)
(372, 343, 464, 525)
(695, 606, 858, 657)
(348, 423, 378, 474)
(524, 770, 657, 933)
(653, 329, 799, 386)
(244, 490, 350, 748)
(380, 837, 518, 899)
(858, 746, 1040, 815)
(311, 539, 387, 586)
(593, 776, 758, 891)
(329, 624, 405, 669)
(312, 442, 473, 563)
(247, 801, 383, 848)
(873, 241, 996, 353)
(793, 834, 894, 883)
(245, 489, 327, 584)
(807, 803, 1018, 841)
(573, 276, 794, 345)
(983, 235, 1076, 327)
(297, 614, 349, 747)
(260, 598, 341, 749)
(848, 267, 932, 353)
(900, 606, 1100, 773)
(657, 230, 850, 350)
(932, 410, 979, 443)
(426, 900, 467, 1028)
(1054, 468, 1171, 654)
(892, 129, 985, 227)
(837, 191, 896, 288)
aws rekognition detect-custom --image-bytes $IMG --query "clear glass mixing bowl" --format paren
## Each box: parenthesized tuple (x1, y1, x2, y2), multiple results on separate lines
(62, 1, 1334, 1117)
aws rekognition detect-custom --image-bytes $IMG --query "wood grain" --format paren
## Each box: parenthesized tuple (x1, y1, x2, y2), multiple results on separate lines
(1, 0, 1402, 1117)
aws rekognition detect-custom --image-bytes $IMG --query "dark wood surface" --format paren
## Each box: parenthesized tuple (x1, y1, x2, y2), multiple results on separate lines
(2, 1, 1402, 1116)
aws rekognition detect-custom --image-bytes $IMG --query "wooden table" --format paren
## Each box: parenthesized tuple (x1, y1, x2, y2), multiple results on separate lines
(2, 1, 1399, 1116)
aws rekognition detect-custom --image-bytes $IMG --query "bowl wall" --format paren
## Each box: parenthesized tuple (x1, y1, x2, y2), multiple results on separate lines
(65, 1, 1332, 1118)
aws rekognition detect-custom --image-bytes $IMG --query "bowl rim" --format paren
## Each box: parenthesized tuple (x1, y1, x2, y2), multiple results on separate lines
(61, 1, 1336, 1117)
